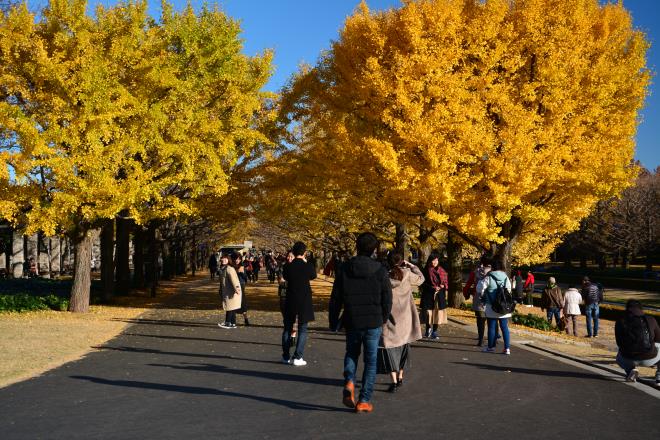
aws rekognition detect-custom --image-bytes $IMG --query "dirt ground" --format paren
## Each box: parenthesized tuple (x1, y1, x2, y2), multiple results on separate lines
(1, 272, 657, 389)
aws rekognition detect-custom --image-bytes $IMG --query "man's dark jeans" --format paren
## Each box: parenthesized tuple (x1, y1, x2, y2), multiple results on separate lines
(282, 318, 308, 360)
(344, 327, 382, 403)
(546, 307, 561, 327)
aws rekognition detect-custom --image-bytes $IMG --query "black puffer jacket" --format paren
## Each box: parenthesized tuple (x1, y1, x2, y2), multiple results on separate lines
(329, 256, 393, 331)
(582, 282, 603, 305)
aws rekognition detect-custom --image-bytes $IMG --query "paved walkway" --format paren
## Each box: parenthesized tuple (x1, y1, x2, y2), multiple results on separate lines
(1, 277, 659, 439)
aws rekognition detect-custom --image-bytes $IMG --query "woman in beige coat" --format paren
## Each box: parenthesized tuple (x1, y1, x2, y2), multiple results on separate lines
(378, 253, 424, 392)
(218, 254, 242, 329)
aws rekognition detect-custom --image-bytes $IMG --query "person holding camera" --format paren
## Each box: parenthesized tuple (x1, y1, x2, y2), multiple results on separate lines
(378, 253, 424, 393)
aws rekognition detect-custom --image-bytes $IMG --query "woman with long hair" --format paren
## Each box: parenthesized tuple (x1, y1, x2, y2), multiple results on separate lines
(420, 252, 448, 339)
(378, 253, 424, 392)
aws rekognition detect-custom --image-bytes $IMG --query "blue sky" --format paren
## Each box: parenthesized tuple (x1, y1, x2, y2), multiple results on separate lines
(30, 0, 660, 169)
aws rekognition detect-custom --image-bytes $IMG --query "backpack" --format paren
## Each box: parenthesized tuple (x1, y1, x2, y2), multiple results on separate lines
(620, 316, 653, 356)
(488, 273, 516, 315)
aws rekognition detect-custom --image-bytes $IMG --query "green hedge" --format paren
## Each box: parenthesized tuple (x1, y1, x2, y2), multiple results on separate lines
(0, 294, 69, 312)
(511, 311, 562, 332)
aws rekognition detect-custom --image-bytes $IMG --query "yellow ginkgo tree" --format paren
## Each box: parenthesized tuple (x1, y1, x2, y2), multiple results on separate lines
(0, 0, 272, 311)
(278, 0, 649, 273)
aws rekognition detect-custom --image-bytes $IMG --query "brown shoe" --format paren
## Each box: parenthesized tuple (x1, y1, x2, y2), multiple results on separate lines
(355, 401, 373, 413)
(342, 381, 355, 408)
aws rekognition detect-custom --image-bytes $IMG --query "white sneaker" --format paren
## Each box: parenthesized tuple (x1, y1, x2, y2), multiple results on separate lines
(503, 348, 511, 355)
(626, 369, 639, 382)
(218, 322, 231, 329)
(292, 358, 307, 366)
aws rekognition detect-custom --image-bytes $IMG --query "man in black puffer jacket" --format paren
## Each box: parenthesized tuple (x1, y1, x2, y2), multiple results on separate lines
(329, 232, 392, 413)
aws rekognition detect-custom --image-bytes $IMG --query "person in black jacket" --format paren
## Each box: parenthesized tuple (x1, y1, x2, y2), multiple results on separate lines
(615, 300, 660, 385)
(329, 232, 393, 413)
(281, 242, 317, 366)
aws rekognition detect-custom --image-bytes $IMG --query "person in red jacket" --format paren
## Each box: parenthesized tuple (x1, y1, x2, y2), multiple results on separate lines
(523, 271, 535, 306)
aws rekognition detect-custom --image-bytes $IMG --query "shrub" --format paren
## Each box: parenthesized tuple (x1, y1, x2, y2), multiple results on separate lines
(511, 312, 561, 332)
(0, 294, 69, 312)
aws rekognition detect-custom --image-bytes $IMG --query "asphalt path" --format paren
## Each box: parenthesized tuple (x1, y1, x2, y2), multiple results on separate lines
(1, 287, 659, 439)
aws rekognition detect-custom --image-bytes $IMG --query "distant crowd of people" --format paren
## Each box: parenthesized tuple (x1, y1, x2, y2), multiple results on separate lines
(208, 235, 660, 413)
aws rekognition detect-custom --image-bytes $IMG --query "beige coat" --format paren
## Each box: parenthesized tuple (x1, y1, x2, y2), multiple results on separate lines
(382, 265, 424, 348)
(218, 265, 242, 311)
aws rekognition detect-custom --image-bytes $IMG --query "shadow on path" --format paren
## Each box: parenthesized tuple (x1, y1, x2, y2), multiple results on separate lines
(453, 361, 611, 381)
(147, 362, 344, 387)
(123, 333, 280, 347)
(69, 376, 348, 412)
(95, 345, 281, 362)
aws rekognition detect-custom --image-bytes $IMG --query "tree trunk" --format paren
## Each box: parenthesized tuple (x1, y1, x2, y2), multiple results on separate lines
(162, 240, 172, 280)
(622, 251, 630, 270)
(394, 223, 410, 261)
(69, 230, 92, 313)
(46, 236, 53, 278)
(580, 255, 587, 269)
(133, 227, 145, 288)
(100, 219, 114, 303)
(115, 216, 132, 295)
(446, 232, 464, 308)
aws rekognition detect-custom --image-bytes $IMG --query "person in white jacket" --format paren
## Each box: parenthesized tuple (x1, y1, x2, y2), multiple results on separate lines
(562, 285, 583, 336)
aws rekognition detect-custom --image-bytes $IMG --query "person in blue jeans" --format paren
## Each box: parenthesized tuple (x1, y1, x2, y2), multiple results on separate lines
(329, 232, 392, 413)
(581, 277, 603, 337)
(477, 260, 513, 355)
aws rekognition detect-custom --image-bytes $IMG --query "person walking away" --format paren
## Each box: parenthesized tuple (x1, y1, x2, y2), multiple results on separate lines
(252, 256, 261, 282)
(244, 257, 253, 284)
(218, 254, 242, 329)
(232, 253, 250, 326)
(463, 259, 491, 346)
(281, 242, 316, 366)
(581, 276, 603, 337)
(562, 285, 583, 336)
(523, 271, 535, 306)
(615, 300, 660, 386)
(541, 277, 563, 327)
(329, 232, 392, 413)
(513, 270, 524, 303)
(420, 253, 448, 340)
(267, 253, 278, 283)
(208, 253, 218, 280)
(379, 253, 423, 392)
(478, 260, 513, 355)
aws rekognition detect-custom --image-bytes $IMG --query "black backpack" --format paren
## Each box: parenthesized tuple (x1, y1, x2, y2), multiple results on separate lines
(488, 273, 516, 314)
(620, 316, 653, 356)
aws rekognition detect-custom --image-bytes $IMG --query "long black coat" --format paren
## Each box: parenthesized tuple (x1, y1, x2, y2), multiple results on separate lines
(282, 258, 317, 323)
